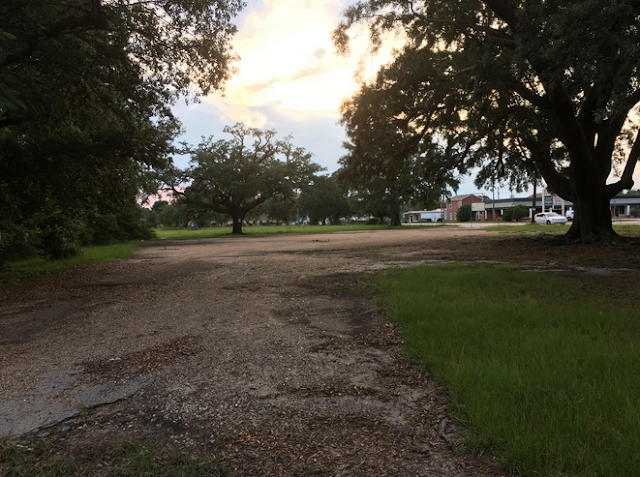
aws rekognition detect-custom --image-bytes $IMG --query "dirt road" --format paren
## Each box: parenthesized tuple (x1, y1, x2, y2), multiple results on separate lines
(1, 227, 506, 476)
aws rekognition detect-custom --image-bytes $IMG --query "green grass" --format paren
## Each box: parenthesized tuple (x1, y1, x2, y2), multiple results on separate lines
(612, 223, 640, 233)
(377, 263, 640, 477)
(487, 222, 640, 233)
(155, 224, 396, 239)
(0, 241, 143, 285)
(0, 441, 230, 477)
(486, 223, 570, 233)
(0, 442, 84, 477)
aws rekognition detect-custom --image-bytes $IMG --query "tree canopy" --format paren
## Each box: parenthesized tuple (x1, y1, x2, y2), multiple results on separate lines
(334, 0, 640, 241)
(160, 124, 322, 234)
(0, 0, 244, 262)
(299, 173, 352, 225)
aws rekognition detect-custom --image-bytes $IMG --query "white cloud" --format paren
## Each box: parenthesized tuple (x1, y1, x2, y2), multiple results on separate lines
(173, 0, 399, 172)
(208, 0, 397, 115)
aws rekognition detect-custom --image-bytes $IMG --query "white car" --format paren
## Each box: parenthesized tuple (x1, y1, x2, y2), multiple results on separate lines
(534, 212, 568, 225)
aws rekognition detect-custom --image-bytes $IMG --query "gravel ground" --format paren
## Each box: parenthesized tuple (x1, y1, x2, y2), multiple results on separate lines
(1, 226, 572, 476)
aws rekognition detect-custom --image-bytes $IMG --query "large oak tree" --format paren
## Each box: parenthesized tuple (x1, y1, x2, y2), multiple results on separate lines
(161, 124, 321, 234)
(334, 0, 640, 240)
(0, 0, 243, 260)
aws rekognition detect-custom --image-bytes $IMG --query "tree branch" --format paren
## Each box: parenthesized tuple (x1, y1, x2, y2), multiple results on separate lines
(482, 0, 518, 32)
(0, 1, 106, 69)
(606, 130, 640, 197)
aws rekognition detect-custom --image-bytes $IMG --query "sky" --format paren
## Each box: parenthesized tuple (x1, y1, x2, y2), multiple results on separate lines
(171, 0, 640, 199)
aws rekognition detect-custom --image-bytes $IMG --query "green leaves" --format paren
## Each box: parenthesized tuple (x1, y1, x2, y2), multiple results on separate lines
(162, 124, 321, 233)
(0, 0, 244, 259)
(335, 0, 640, 238)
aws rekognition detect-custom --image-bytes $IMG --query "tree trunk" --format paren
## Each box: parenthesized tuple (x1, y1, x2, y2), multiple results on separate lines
(231, 215, 243, 234)
(389, 207, 402, 226)
(531, 181, 537, 224)
(388, 184, 402, 226)
(565, 183, 615, 241)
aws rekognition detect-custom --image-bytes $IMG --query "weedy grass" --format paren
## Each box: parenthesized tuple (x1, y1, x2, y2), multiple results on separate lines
(0, 241, 142, 285)
(487, 222, 640, 234)
(377, 263, 640, 477)
(0, 440, 230, 477)
(156, 224, 410, 239)
(0, 442, 84, 476)
(487, 223, 570, 233)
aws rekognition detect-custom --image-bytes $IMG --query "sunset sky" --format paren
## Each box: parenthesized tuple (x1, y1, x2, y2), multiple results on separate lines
(172, 0, 639, 198)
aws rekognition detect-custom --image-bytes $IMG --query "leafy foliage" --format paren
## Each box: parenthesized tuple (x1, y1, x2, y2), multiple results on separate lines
(339, 83, 459, 226)
(456, 204, 472, 222)
(0, 0, 243, 264)
(502, 204, 530, 222)
(334, 0, 640, 240)
(161, 124, 321, 234)
(299, 174, 351, 225)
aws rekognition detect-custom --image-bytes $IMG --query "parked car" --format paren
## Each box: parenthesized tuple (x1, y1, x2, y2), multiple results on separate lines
(565, 209, 574, 220)
(534, 212, 568, 225)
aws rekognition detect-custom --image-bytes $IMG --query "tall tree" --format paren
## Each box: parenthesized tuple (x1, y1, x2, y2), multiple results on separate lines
(161, 124, 321, 234)
(0, 0, 243, 261)
(339, 83, 459, 225)
(299, 174, 352, 225)
(334, 0, 640, 241)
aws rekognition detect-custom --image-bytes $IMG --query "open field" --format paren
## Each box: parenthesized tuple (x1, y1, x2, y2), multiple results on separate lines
(2, 227, 639, 476)
(154, 223, 451, 239)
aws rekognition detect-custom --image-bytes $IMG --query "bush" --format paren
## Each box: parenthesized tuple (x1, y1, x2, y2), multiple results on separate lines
(37, 211, 83, 260)
(365, 217, 380, 225)
(456, 204, 471, 222)
(502, 204, 529, 222)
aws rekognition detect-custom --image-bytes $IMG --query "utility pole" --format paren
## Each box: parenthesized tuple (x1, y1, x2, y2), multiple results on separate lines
(492, 181, 496, 221)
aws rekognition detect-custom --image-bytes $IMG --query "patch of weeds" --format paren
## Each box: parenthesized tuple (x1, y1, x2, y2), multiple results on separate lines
(318, 266, 326, 270)
(76, 402, 89, 425)
(111, 441, 231, 476)
(217, 427, 233, 445)
(0, 442, 85, 477)
(332, 284, 353, 294)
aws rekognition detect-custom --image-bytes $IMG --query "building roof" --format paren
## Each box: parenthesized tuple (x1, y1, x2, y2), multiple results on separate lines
(449, 194, 480, 201)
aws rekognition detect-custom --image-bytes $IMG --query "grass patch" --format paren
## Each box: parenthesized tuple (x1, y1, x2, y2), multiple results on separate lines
(612, 223, 640, 234)
(486, 223, 570, 233)
(156, 224, 400, 239)
(377, 263, 640, 477)
(487, 222, 640, 234)
(0, 241, 143, 286)
(0, 440, 230, 477)
(0, 442, 84, 476)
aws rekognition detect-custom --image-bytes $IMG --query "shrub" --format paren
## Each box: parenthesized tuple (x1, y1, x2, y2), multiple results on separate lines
(502, 204, 529, 222)
(456, 204, 471, 222)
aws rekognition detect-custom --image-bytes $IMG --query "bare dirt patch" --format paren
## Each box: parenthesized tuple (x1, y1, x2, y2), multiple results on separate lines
(2, 227, 638, 476)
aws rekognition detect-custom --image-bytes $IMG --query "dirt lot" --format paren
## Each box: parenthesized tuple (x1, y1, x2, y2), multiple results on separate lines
(1, 227, 638, 476)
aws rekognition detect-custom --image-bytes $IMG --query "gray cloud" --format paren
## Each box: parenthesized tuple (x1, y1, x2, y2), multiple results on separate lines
(312, 48, 327, 59)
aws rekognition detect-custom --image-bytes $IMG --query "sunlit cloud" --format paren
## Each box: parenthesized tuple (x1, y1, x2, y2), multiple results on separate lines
(176, 0, 400, 175)
(202, 0, 397, 117)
